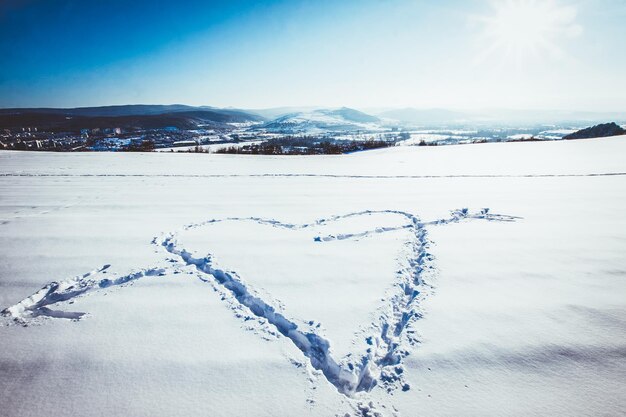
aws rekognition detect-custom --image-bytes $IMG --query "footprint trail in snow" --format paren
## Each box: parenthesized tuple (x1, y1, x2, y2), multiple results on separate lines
(1, 208, 518, 412)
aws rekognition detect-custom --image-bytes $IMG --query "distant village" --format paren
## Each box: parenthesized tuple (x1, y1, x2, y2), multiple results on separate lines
(0, 125, 263, 152)
(0, 123, 406, 153)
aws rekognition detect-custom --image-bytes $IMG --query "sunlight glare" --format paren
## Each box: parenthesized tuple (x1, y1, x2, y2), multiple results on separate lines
(474, 0, 582, 65)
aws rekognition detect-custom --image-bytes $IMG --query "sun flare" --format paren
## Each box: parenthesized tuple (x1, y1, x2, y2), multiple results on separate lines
(474, 0, 582, 65)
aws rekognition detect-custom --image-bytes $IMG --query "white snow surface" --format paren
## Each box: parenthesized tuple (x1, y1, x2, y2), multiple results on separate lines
(1, 136, 625, 416)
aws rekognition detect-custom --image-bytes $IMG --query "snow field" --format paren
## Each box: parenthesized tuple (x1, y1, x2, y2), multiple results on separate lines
(1, 136, 625, 416)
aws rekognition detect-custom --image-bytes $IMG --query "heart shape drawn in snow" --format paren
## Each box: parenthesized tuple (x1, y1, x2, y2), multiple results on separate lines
(2, 208, 519, 398)
(158, 209, 518, 396)
(162, 210, 422, 395)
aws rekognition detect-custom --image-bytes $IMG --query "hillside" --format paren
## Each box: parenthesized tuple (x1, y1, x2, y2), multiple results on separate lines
(563, 122, 626, 140)
(261, 107, 382, 133)
(0, 105, 264, 132)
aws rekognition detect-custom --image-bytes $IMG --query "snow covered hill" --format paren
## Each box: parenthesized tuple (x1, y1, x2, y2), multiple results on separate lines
(0, 105, 265, 131)
(260, 107, 384, 134)
(1, 136, 625, 417)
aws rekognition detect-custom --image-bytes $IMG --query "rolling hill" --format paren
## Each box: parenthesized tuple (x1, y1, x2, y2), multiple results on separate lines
(0, 105, 264, 132)
(260, 107, 383, 133)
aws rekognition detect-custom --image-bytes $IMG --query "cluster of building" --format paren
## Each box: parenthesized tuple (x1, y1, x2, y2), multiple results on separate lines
(0, 128, 87, 151)
(1, 124, 413, 153)
(0, 126, 241, 151)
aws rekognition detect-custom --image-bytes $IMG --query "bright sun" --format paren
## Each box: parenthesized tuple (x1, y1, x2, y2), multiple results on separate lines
(475, 0, 581, 65)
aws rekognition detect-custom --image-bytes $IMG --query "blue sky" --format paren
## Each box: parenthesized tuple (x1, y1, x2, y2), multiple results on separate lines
(1, 0, 625, 110)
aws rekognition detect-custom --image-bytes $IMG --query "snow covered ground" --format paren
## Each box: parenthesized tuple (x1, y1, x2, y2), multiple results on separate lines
(1, 136, 625, 416)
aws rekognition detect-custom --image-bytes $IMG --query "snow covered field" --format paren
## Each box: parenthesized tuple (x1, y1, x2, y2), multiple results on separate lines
(1, 137, 625, 416)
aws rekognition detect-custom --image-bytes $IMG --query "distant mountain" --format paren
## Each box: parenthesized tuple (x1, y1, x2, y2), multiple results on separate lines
(473, 109, 626, 125)
(261, 107, 382, 133)
(377, 108, 626, 126)
(378, 108, 469, 125)
(246, 106, 322, 120)
(563, 122, 626, 140)
(0, 105, 264, 132)
(0, 104, 203, 117)
(324, 107, 379, 124)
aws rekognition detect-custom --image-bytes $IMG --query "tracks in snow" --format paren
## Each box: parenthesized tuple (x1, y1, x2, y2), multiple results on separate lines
(1, 265, 165, 323)
(1, 208, 518, 401)
(160, 235, 359, 395)
(156, 209, 518, 397)
(1, 172, 624, 179)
